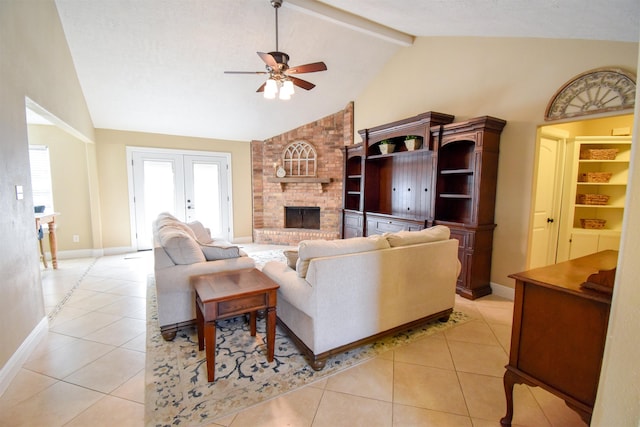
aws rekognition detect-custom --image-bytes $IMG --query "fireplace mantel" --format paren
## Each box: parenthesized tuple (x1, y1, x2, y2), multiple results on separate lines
(267, 177, 331, 192)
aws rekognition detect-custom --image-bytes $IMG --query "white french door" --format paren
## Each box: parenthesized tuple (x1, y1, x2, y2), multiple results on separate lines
(128, 148, 231, 250)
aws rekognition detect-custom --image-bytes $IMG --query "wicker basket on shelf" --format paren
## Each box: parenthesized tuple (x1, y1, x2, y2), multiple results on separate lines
(580, 148, 618, 160)
(576, 194, 610, 205)
(580, 219, 607, 229)
(578, 172, 612, 183)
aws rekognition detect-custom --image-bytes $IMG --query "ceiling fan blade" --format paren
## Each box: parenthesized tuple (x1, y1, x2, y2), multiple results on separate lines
(287, 62, 327, 74)
(289, 76, 316, 91)
(256, 82, 266, 93)
(257, 52, 278, 69)
(224, 71, 268, 75)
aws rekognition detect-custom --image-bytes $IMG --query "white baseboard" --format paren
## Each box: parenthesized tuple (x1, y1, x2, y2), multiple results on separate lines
(53, 248, 101, 259)
(490, 282, 515, 300)
(0, 316, 48, 397)
(103, 246, 136, 256)
(232, 236, 253, 244)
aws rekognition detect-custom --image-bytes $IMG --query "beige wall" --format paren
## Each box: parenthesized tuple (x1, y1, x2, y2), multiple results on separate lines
(0, 0, 94, 371)
(353, 37, 638, 289)
(95, 129, 253, 248)
(27, 125, 94, 252)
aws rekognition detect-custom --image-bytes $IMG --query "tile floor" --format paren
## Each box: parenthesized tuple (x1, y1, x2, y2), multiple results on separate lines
(0, 246, 587, 427)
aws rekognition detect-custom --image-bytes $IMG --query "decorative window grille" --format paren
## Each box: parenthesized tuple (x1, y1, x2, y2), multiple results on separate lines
(282, 141, 317, 177)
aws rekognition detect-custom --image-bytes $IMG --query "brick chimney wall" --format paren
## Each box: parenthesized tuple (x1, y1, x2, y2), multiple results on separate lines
(252, 102, 354, 245)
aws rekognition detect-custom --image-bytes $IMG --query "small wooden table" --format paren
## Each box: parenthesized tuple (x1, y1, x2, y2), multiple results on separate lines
(35, 212, 59, 269)
(192, 268, 279, 382)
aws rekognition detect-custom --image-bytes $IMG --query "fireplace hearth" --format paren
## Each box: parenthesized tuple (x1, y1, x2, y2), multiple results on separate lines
(285, 206, 320, 229)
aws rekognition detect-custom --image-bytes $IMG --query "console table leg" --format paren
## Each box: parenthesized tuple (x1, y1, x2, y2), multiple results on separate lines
(500, 370, 518, 426)
(266, 306, 276, 362)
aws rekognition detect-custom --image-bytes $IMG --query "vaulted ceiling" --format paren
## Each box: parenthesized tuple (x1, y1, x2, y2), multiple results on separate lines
(53, 0, 639, 141)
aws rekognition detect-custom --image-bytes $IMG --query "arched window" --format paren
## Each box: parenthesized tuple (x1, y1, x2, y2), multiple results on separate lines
(545, 68, 636, 121)
(282, 141, 317, 177)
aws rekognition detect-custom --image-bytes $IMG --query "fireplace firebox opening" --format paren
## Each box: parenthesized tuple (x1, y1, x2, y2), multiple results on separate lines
(285, 206, 320, 230)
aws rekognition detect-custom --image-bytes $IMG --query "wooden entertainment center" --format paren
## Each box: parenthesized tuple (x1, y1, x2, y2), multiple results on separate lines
(342, 111, 506, 299)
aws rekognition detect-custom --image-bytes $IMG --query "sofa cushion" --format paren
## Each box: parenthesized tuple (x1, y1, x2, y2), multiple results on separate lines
(158, 228, 206, 265)
(385, 225, 450, 247)
(296, 235, 390, 278)
(199, 242, 241, 260)
(187, 221, 213, 244)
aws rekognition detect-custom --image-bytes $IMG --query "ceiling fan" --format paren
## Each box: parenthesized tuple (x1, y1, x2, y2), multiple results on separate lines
(224, 0, 327, 100)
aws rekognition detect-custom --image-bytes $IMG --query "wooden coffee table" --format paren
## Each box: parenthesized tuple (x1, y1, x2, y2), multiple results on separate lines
(191, 268, 279, 382)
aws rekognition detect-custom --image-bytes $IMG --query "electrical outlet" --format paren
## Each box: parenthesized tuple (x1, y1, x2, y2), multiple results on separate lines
(72, 235, 80, 243)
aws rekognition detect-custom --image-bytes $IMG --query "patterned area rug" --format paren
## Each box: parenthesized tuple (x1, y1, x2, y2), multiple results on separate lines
(145, 255, 469, 427)
(243, 249, 287, 270)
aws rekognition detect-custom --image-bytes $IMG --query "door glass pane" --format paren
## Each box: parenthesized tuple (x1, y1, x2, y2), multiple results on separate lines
(192, 163, 221, 235)
(144, 160, 175, 239)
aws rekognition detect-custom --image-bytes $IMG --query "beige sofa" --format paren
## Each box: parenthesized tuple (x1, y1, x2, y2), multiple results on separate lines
(262, 225, 460, 370)
(152, 213, 255, 340)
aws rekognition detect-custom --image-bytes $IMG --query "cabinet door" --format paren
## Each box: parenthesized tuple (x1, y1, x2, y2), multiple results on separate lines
(569, 233, 599, 260)
(597, 234, 620, 251)
(343, 211, 363, 238)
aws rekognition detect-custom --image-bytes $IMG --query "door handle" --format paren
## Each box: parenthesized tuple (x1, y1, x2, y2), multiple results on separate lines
(547, 218, 554, 223)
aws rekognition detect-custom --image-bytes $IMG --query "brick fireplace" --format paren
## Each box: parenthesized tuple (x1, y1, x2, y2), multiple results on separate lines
(252, 103, 353, 245)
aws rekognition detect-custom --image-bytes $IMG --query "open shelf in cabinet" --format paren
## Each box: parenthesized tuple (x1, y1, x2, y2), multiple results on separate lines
(561, 136, 632, 260)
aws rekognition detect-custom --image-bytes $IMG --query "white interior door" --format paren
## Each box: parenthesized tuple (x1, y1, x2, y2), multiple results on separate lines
(129, 148, 231, 250)
(528, 131, 566, 268)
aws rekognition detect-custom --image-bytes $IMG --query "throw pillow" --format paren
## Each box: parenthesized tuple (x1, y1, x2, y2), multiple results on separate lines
(199, 242, 241, 260)
(158, 228, 206, 265)
(283, 249, 298, 270)
(385, 225, 450, 247)
(296, 235, 390, 278)
(187, 221, 213, 244)
(155, 217, 197, 240)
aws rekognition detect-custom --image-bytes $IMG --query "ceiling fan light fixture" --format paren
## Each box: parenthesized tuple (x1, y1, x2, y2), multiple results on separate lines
(282, 79, 295, 96)
(264, 78, 278, 98)
(225, 0, 327, 99)
(278, 87, 291, 100)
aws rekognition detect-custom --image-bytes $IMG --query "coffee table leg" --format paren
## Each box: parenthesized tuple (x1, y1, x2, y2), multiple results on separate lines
(249, 311, 257, 336)
(204, 321, 216, 382)
(266, 306, 276, 362)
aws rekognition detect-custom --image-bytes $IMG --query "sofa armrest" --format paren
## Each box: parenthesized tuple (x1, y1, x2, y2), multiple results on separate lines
(154, 245, 175, 269)
(262, 261, 314, 317)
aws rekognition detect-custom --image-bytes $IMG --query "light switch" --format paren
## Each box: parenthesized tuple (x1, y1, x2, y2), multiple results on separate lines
(15, 185, 24, 200)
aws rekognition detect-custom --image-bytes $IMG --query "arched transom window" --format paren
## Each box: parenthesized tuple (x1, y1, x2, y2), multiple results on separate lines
(282, 141, 317, 177)
(545, 68, 636, 121)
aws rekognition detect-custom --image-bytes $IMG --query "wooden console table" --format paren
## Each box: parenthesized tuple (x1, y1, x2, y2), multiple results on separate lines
(35, 212, 59, 269)
(501, 250, 617, 426)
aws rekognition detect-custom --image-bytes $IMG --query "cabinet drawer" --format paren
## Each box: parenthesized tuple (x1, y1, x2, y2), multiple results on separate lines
(366, 215, 425, 235)
(217, 294, 266, 318)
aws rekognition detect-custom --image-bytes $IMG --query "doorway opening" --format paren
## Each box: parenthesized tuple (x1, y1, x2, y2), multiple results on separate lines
(528, 113, 634, 269)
